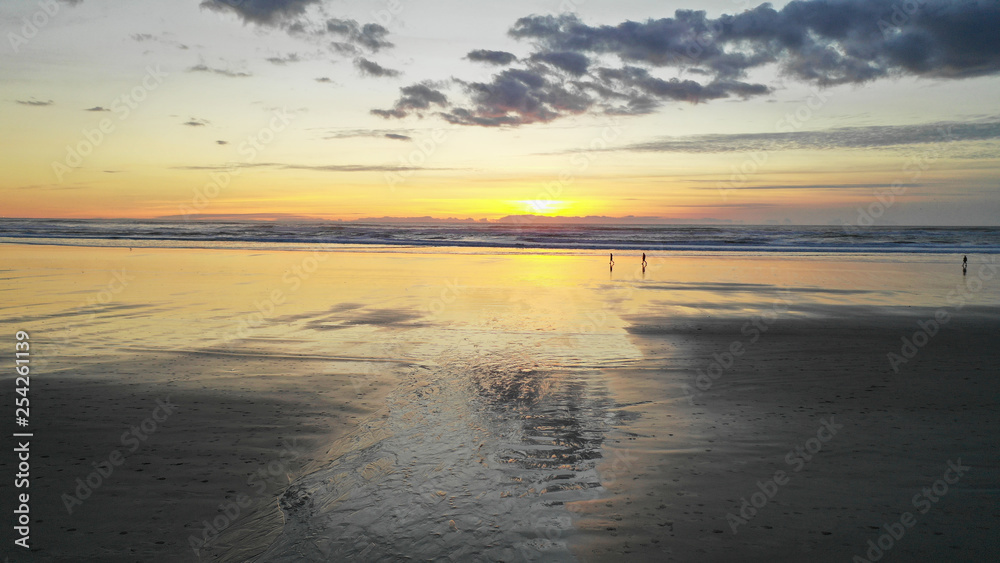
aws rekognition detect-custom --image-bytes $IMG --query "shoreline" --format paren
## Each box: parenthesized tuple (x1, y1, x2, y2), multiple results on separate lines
(3, 236, 996, 257)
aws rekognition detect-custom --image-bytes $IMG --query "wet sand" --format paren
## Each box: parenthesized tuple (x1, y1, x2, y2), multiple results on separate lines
(2, 244, 997, 561)
(574, 310, 1000, 562)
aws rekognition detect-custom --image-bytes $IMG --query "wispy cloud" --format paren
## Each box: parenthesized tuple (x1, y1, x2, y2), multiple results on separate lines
(693, 183, 924, 191)
(130, 32, 188, 50)
(183, 118, 210, 127)
(323, 129, 412, 141)
(16, 99, 54, 106)
(614, 119, 1000, 154)
(266, 53, 301, 65)
(187, 64, 252, 78)
(85, 106, 109, 112)
(172, 162, 455, 172)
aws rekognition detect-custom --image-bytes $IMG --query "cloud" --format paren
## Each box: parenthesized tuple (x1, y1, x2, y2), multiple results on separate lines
(282, 163, 441, 172)
(510, 2, 1000, 84)
(266, 53, 301, 65)
(322, 129, 412, 141)
(466, 49, 518, 66)
(529, 51, 591, 76)
(315, 77, 334, 83)
(183, 118, 209, 127)
(354, 57, 401, 78)
(371, 82, 449, 119)
(201, 1, 394, 60)
(84, 106, 109, 112)
(187, 64, 252, 78)
(172, 162, 455, 172)
(326, 18, 393, 54)
(375, 1, 1000, 127)
(616, 118, 1000, 153)
(694, 183, 924, 191)
(16, 99, 53, 106)
(216, 140, 228, 145)
(129, 32, 188, 50)
(199, 0, 320, 26)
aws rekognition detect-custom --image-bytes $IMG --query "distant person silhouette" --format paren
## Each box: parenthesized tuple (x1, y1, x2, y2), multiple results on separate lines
(963, 255, 968, 275)
(642, 252, 647, 267)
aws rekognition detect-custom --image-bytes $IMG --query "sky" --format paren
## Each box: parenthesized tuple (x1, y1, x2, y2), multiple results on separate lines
(2, 0, 999, 225)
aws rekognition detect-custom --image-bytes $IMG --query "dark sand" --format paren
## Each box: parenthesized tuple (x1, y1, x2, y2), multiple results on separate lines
(572, 308, 1000, 562)
(1, 347, 399, 562)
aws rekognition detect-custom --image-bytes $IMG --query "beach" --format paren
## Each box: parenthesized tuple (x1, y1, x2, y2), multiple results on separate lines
(2, 243, 998, 561)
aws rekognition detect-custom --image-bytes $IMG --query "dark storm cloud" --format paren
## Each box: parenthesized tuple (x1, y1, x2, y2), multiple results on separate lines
(529, 51, 591, 75)
(509, 1, 1000, 85)
(199, 0, 320, 26)
(374, 0, 1000, 127)
(466, 49, 518, 66)
(354, 57, 401, 78)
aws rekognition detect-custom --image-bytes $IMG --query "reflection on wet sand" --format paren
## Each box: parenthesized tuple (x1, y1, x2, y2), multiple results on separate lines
(242, 345, 636, 562)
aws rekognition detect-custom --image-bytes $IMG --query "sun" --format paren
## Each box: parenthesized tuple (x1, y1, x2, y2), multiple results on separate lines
(517, 199, 572, 216)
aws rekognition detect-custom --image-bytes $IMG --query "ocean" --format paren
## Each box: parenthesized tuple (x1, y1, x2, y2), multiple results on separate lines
(2, 219, 999, 254)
